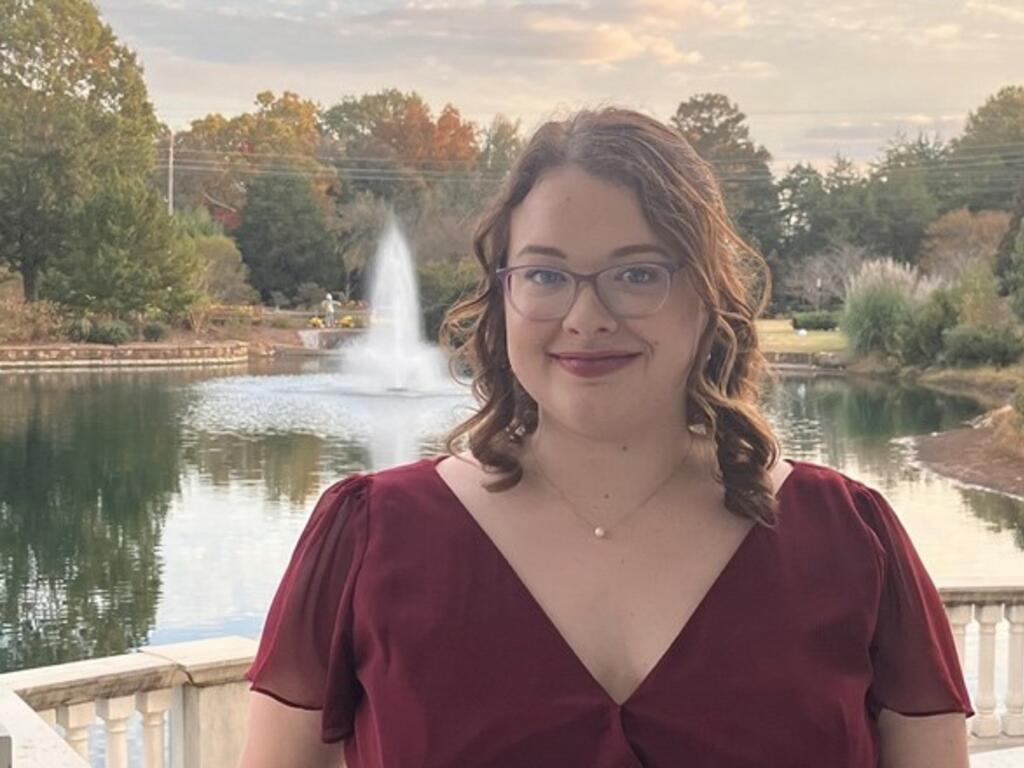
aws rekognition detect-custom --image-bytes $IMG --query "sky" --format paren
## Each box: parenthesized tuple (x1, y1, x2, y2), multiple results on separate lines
(96, 0, 1024, 173)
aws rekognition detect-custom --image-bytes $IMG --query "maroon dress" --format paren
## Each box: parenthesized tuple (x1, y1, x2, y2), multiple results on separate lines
(245, 456, 974, 767)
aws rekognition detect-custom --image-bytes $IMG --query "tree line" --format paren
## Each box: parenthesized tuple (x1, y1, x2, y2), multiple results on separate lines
(2, 0, 1023, 340)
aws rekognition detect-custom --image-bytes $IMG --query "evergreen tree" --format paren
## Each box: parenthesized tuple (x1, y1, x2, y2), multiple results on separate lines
(235, 169, 342, 301)
(670, 94, 782, 260)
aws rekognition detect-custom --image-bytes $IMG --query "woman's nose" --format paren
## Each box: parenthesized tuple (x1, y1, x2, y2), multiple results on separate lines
(561, 281, 618, 336)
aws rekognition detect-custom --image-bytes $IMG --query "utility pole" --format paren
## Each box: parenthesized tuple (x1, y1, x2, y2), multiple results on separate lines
(167, 128, 174, 215)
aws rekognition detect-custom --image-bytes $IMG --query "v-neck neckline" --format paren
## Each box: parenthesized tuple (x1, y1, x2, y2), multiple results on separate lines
(424, 454, 801, 710)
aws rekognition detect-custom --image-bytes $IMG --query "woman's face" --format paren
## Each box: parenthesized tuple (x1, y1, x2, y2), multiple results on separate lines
(505, 164, 707, 440)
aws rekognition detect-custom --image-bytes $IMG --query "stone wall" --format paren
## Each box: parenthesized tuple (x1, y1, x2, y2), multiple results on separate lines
(0, 342, 250, 369)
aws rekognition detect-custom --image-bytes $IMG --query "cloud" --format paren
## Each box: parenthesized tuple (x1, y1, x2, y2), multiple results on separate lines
(627, 0, 754, 29)
(903, 22, 965, 48)
(966, 0, 1024, 25)
(519, 14, 702, 66)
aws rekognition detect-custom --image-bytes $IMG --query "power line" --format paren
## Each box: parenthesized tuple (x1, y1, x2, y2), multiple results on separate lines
(148, 142, 1024, 177)
(152, 156, 1024, 189)
(153, 163, 1023, 198)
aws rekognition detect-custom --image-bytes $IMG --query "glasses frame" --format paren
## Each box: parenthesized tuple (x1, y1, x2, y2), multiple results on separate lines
(495, 261, 686, 320)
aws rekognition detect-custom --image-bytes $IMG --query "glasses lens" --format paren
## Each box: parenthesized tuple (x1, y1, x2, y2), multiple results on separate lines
(506, 267, 575, 319)
(597, 264, 672, 317)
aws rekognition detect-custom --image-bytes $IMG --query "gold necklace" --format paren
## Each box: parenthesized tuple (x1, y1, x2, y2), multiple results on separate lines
(529, 436, 696, 540)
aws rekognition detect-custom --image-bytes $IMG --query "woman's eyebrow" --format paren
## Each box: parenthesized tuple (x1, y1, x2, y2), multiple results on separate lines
(512, 243, 671, 260)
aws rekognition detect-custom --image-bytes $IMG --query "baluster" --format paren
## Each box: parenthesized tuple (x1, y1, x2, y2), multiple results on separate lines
(947, 604, 973, 667)
(1004, 605, 1024, 735)
(972, 604, 1003, 738)
(57, 700, 96, 760)
(37, 708, 57, 728)
(137, 688, 174, 768)
(98, 695, 136, 768)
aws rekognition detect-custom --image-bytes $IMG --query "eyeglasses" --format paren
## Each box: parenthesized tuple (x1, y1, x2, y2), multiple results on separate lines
(495, 262, 685, 321)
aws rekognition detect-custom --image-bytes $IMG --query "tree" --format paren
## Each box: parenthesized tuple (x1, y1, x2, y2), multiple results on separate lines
(875, 132, 958, 213)
(0, 0, 158, 300)
(332, 191, 390, 300)
(235, 168, 342, 301)
(778, 163, 830, 260)
(670, 94, 782, 261)
(169, 90, 336, 217)
(173, 207, 256, 303)
(918, 208, 1013, 281)
(322, 89, 479, 209)
(949, 85, 1024, 212)
(821, 156, 871, 246)
(43, 175, 201, 319)
(194, 236, 256, 304)
(862, 165, 939, 263)
(996, 178, 1024, 287)
(782, 244, 869, 310)
(478, 114, 526, 176)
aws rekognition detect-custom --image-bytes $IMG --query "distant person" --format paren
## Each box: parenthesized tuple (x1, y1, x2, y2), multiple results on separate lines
(320, 293, 339, 328)
(240, 108, 973, 768)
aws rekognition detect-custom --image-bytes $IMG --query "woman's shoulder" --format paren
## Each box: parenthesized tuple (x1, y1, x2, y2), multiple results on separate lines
(778, 458, 899, 558)
(326, 455, 460, 521)
(783, 458, 889, 506)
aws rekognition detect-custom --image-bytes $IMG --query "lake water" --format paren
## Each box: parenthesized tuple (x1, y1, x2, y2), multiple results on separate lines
(3, 355, 1024, 678)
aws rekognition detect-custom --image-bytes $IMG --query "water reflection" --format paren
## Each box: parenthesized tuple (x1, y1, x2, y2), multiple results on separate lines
(0, 370, 188, 671)
(2, 363, 1024, 673)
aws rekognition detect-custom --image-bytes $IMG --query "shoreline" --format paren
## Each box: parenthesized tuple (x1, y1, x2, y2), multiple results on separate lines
(908, 407, 1024, 500)
(0, 340, 252, 370)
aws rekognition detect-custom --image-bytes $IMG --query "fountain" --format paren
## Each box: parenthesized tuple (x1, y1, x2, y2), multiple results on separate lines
(184, 213, 471, 469)
(342, 215, 453, 394)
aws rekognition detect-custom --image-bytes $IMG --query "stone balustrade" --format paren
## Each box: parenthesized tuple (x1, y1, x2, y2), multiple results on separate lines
(2, 590, 1024, 766)
(0, 636, 255, 768)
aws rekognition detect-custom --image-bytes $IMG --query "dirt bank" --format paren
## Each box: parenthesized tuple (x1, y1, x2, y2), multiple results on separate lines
(912, 406, 1024, 499)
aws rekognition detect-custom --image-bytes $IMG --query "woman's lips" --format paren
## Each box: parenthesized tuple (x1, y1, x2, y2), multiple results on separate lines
(550, 353, 641, 378)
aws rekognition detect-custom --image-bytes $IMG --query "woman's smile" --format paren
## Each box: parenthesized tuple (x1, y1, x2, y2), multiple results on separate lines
(549, 351, 642, 378)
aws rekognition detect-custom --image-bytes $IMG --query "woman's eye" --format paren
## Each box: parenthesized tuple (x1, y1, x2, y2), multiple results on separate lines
(524, 269, 567, 286)
(618, 266, 657, 283)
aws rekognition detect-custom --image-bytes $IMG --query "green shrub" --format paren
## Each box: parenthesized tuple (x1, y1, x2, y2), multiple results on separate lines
(841, 258, 941, 361)
(142, 321, 170, 342)
(87, 319, 132, 346)
(954, 259, 1010, 327)
(942, 322, 1024, 368)
(900, 287, 959, 366)
(67, 316, 93, 343)
(841, 283, 912, 360)
(295, 281, 326, 310)
(791, 311, 839, 331)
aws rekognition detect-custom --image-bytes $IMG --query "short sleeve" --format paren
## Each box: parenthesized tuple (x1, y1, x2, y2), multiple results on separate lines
(852, 483, 975, 720)
(245, 473, 370, 742)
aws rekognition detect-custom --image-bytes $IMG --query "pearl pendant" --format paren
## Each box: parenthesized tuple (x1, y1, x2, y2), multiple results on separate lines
(593, 526, 607, 539)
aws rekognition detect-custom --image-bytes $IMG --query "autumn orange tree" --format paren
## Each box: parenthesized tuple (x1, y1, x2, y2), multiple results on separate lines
(322, 89, 481, 209)
(165, 90, 337, 222)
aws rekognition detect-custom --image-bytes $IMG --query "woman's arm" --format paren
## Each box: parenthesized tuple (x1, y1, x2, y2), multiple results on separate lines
(237, 691, 345, 768)
(877, 709, 969, 768)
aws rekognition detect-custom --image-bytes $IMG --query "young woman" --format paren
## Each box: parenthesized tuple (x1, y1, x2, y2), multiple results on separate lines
(239, 108, 973, 768)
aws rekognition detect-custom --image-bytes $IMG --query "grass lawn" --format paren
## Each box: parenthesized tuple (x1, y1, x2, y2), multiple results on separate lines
(756, 318, 848, 355)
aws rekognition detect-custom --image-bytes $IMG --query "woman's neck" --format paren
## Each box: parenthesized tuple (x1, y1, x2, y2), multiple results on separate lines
(518, 417, 706, 517)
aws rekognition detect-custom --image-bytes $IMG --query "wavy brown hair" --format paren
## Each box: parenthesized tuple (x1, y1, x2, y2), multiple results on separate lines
(440, 107, 782, 527)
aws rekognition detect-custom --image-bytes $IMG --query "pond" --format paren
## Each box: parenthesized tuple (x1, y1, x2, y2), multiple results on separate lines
(2, 356, 1024, 675)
